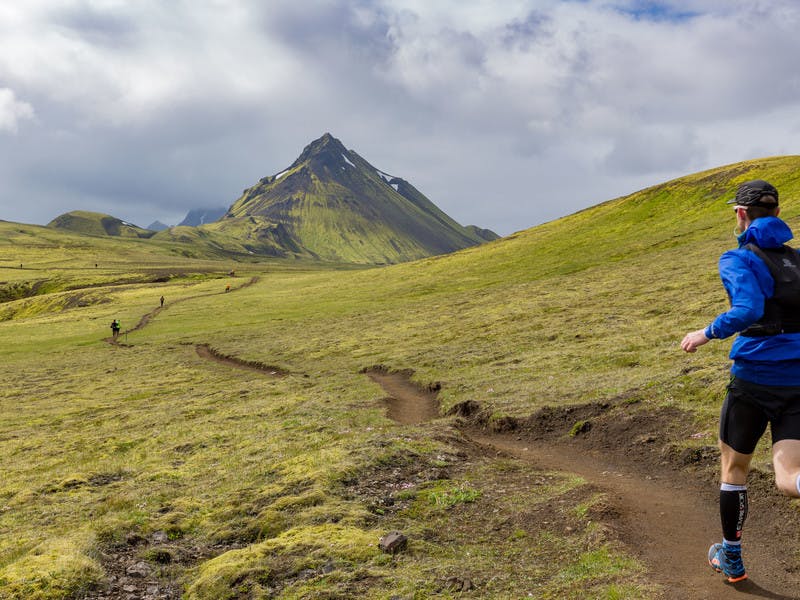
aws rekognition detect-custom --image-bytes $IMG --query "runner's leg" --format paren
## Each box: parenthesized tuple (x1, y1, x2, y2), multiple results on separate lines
(772, 439, 800, 497)
(720, 441, 753, 485)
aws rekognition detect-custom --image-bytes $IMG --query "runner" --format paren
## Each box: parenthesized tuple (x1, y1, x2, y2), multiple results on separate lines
(680, 179, 800, 583)
(110, 319, 121, 339)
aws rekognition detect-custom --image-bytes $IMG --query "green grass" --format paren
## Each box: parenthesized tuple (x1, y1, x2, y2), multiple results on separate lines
(2, 155, 800, 597)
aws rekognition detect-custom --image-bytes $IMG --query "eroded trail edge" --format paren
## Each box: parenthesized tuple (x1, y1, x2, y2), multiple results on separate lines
(196, 343, 289, 377)
(363, 367, 800, 600)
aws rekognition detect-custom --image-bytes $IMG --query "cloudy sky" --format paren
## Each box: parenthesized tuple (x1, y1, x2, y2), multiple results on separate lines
(1, 0, 799, 236)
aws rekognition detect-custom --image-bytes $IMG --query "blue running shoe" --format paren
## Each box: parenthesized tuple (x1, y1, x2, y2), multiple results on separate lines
(708, 542, 747, 583)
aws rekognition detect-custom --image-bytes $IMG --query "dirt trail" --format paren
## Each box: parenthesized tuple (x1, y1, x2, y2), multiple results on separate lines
(365, 369, 800, 600)
(196, 343, 288, 377)
(104, 276, 258, 345)
(472, 433, 797, 599)
(365, 367, 440, 425)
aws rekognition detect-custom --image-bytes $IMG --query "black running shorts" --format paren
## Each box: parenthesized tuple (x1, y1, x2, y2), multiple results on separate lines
(720, 376, 800, 454)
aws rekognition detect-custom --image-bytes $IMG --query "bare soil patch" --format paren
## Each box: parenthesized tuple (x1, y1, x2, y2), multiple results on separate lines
(362, 365, 441, 425)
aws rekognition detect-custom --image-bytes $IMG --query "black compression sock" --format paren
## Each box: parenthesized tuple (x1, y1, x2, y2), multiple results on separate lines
(720, 483, 748, 543)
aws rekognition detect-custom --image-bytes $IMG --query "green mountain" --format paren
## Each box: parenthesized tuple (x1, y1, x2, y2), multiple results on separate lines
(47, 211, 154, 239)
(42, 136, 498, 264)
(218, 133, 498, 263)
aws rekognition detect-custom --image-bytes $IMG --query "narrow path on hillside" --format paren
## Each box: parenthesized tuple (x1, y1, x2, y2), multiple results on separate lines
(363, 368, 800, 600)
(104, 276, 257, 345)
(364, 367, 440, 424)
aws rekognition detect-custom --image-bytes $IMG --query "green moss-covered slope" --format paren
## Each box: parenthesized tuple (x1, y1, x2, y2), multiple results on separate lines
(47, 211, 155, 239)
(222, 133, 494, 264)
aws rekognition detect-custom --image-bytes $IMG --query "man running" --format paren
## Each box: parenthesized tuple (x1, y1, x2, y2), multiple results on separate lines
(681, 179, 800, 583)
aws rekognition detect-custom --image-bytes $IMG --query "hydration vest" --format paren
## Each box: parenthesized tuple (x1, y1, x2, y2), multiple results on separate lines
(741, 244, 800, 336)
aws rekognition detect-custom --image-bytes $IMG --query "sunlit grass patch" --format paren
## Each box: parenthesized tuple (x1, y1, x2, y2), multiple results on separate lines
(0, 536, 102, 600)
(423, 482, 481, 508)
(185, 524, 382, 599)
(539, 546, 651, 599)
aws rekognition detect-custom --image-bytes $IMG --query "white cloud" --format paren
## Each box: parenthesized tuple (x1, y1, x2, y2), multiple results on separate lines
(1, 1, 800, 234)
(0, 88, 34, 133)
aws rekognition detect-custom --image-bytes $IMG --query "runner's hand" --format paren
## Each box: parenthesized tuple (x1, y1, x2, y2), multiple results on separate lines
(681, 329, 709, 353)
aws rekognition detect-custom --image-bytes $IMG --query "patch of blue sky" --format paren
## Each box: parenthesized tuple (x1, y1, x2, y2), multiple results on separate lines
(610, 1, 701, 22)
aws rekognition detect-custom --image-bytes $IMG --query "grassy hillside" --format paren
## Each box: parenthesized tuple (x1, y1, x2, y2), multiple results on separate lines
(0, 221, 354, 312)
(47, 211, 155, 239)
(2, 156, 800, 598)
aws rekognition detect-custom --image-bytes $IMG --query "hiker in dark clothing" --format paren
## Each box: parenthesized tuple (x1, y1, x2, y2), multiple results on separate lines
(110, 319, 120, 338)
(160, 296, 165, 307)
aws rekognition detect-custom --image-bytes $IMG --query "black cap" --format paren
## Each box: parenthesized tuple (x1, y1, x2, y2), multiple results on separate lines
(726, 179, 779, 207)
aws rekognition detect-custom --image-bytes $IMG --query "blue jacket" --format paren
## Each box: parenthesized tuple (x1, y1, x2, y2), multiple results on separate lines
(704, 216, 800, 385)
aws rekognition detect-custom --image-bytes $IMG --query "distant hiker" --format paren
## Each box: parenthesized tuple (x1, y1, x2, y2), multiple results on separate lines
(681, 180, 800, 584)
(160, 295, 165, 307)
(225, 284, 231, 293)
(110, 319, 121, 338)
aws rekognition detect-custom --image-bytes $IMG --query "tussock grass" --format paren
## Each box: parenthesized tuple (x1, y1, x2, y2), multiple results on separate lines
(2, 156, 800, 597)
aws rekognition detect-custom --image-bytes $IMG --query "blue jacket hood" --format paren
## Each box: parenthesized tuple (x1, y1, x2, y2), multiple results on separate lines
(738, 216, 793, 249)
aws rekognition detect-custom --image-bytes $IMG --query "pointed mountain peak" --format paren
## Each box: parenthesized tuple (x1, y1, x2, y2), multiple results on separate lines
(298, 133, 348, 160)
(224, 134, 494, 264)
(285, 132, 359, 176)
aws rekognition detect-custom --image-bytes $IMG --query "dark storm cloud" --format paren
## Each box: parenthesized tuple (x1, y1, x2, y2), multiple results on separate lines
(14, 98, 282, 225)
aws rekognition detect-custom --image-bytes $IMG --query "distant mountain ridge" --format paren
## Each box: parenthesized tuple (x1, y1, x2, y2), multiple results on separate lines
(147, 220, 170, 231)
(44, 134, 499, 264)
(178, 207, 227, 227)
(219, 133, 498, 263)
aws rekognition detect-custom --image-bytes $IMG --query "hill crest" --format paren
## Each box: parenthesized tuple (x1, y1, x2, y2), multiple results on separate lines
(47, 211, 154, 239)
